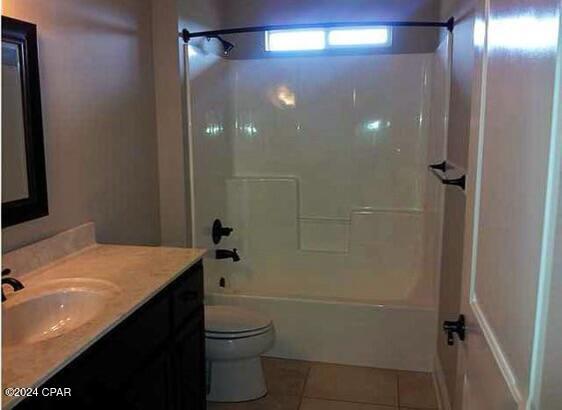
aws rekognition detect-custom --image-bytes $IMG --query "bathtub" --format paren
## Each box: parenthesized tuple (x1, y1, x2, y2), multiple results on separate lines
(205, 291, 437, 372)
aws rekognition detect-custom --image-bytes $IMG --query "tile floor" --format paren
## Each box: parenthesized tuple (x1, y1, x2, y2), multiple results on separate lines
(207, 358, 438, 410)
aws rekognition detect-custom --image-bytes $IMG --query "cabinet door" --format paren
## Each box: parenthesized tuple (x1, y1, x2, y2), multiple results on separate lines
(174, 312, 206, 410)
(13, 344, 127, 410)
(123, 351, 174, 410)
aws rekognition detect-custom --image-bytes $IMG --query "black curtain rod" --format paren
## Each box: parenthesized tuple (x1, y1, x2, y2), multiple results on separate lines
(180, 17, 455, 43)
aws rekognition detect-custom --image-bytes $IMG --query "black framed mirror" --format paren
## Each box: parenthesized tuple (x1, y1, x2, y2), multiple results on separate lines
(2, 16, 48, 228)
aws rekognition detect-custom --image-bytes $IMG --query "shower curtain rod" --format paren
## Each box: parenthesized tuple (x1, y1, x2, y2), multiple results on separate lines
(179, 17, 455, 43)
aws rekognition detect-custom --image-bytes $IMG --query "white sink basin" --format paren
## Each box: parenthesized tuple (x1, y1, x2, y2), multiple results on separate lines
(2, 278, 120, 346)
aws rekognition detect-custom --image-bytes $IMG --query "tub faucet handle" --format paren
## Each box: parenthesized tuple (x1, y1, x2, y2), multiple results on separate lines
(212, 219, 234, 244)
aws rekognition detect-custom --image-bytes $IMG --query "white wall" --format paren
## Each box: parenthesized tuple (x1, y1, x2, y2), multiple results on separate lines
(150, 0, 226, 247)
(217, 0, 441, 59)
(2, 0, 161, 251)
(219, 0, 441, 26)
(151, 0, 190, 247)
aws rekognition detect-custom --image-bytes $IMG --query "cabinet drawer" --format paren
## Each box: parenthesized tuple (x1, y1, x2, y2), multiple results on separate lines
(172, 262, 204, 330)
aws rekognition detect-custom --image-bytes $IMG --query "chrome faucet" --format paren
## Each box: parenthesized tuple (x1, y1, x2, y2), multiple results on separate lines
(215, 249, 240, 262)
(2, 268, 24, 302)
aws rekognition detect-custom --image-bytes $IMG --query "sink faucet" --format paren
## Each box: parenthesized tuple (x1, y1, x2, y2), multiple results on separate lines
(2, 268, 24, 302)
(215, 249, 240, 262)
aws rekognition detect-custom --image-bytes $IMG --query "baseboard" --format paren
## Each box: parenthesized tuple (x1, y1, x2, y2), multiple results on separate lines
(433, 354, 452, 410)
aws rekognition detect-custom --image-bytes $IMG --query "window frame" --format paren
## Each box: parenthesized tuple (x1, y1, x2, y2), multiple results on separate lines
(265, 26, 393, 53)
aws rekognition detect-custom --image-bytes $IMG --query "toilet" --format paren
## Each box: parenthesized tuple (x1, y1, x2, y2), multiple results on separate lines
(205, 305, 275, 402)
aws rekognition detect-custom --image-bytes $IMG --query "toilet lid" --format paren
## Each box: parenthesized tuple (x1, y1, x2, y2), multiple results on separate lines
(205, 305, 272, 333)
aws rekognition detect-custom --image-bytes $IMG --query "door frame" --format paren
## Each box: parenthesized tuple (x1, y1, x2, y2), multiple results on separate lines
(527, 6, 562, 408)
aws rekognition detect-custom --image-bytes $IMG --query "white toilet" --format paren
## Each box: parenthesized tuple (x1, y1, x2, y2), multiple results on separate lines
(205, 305, 275, 402)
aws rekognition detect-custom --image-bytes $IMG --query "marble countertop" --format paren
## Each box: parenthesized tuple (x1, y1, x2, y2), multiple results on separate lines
(2, 243, 206, 408)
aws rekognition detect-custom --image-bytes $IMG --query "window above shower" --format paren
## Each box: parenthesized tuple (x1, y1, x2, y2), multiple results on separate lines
(265, 27, 392, 52)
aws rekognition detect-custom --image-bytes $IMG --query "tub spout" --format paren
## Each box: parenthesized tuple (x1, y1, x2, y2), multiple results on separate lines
(216, 248, 240, 262)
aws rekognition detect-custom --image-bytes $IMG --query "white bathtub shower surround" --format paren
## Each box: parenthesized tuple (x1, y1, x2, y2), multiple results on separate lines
(230, 54, 432, 217)
(217, 177, 431, 305)
(423, 37, 450, 299)
(189, 49, 448, 371)
(206, 292, 436, 372)
(194, 53, 439, 302)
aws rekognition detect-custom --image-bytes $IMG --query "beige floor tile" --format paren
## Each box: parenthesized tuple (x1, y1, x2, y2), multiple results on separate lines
(263, 357, 311, 396)
(304, 363, 398, 406)
(300, 398, 396, 410)
(398, 371, 437, 409)
(207, 394, 301, 410)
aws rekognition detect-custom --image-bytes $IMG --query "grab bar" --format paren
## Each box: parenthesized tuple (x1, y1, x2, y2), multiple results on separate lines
(428, 161, 466, 190)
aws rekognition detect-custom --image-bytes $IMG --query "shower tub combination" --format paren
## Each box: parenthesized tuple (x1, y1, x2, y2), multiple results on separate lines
(189, 32, 449, 372)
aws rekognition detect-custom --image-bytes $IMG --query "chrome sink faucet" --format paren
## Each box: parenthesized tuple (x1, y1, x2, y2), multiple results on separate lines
(2, 268, 24, 302)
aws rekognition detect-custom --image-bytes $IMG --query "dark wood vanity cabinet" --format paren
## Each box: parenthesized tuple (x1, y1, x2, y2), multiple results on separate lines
(15, 261, 206, 410)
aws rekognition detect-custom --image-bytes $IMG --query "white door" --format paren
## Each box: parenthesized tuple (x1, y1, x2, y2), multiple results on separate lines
(454, 0, 562, 409)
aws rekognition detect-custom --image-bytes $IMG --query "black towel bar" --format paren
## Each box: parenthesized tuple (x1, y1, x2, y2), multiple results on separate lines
(441, 175, 466, 190)
(429, 162, 466, 190)
(429, 161, 448, 172)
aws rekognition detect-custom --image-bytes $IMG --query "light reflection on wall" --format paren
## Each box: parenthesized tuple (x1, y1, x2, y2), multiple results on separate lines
(366, 120, 382, 131)
(269, 85, 296, 109)
(234, 104, 259, 139)
(473, 17, 487, 49)
(187, 38, 222, 79)
(188, 44, 199, 57)
(204, 111, 224, 138)
(357, 119, 391, 143)
(240, 123, 258, 138)
(205, 124, 224, 137)
(488, 13, 559, 51)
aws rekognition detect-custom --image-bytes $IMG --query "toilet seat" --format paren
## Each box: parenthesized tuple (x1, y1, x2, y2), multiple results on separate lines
(206, 323, 273, 339)
(205, 305, 272, 339)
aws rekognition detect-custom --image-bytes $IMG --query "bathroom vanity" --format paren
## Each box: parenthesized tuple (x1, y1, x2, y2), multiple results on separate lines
(14, 261, 205, 410)
(2, 226, 207, 410)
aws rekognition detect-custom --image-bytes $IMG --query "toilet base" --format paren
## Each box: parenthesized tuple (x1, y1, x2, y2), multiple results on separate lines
(207, 357, 267, 402)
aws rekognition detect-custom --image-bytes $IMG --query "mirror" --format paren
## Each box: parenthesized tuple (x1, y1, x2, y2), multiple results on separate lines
(3, 41, 29, 202)
(2, 16, 48, 227)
